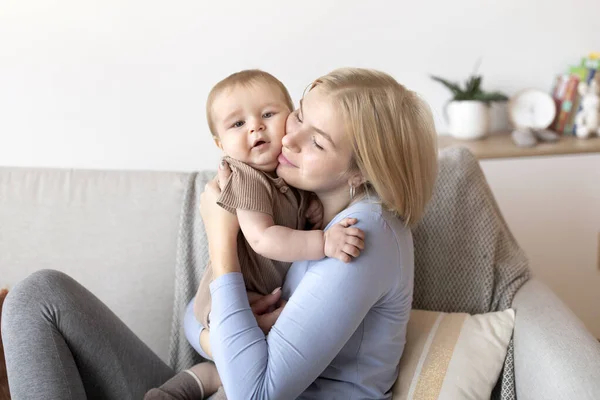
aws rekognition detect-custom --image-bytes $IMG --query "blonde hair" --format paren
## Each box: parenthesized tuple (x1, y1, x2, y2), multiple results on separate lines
(206, 69, 294, 137)
(309, 68, 438, 226)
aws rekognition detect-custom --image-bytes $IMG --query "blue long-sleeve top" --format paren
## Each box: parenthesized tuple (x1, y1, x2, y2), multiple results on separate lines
(205, 199, 414, 399)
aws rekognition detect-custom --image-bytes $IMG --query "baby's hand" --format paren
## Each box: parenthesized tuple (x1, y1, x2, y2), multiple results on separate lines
(324, 218, 365, 263)
(305, 195, 324, 230)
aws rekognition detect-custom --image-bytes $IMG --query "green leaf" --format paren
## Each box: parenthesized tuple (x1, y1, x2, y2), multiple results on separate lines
(473, 91, 509, 104)
(465, 75, 482, 97)
(432, 73, 507, 103)
(454, 92, 472, 101)
(430, 75, 464, 97)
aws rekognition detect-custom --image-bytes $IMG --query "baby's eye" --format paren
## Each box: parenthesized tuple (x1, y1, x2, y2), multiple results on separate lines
(263, 112, 274, 119)
(232, 120, 245, 128)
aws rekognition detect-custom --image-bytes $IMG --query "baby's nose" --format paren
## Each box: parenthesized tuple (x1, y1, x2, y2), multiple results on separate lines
(249, 121, 265, 133)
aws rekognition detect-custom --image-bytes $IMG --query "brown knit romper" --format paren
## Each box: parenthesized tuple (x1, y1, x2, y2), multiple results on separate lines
(195, 157, 308, 329)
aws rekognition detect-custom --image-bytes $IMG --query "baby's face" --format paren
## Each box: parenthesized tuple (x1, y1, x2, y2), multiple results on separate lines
(211, 83, 291, 172)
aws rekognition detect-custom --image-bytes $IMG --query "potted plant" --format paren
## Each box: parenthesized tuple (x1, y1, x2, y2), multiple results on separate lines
(431, 71, 508, 140)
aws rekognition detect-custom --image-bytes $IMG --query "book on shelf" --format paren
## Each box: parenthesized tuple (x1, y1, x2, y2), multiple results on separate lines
(557, 75, 579, 134)
(552, 53, 599, 135)
(550, 74, 569, 132)
(570, 54, 599, 134)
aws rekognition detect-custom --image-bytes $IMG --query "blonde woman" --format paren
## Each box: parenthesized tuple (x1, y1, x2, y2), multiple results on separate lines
(188, 68, 438, 399)
(2, 68, 437, 400)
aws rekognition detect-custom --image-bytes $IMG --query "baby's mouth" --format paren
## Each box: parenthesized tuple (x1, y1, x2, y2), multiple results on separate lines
(252, 140, 268, 149)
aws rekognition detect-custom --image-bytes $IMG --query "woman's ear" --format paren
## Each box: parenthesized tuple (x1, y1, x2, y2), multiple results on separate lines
(348, 173, 367, 188)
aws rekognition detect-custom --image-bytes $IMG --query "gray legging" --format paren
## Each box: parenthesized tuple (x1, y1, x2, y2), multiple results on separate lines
(1, 269, 175, 400)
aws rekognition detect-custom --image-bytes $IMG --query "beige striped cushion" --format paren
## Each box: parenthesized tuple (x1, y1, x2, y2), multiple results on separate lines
(393, 309, 515, 400)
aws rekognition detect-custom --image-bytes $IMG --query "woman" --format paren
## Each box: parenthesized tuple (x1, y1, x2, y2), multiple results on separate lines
(2, 68, 437, 399)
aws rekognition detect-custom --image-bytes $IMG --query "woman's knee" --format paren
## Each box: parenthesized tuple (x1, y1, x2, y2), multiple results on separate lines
(2, 269, 73, 322)
(27, 269, 73, 287)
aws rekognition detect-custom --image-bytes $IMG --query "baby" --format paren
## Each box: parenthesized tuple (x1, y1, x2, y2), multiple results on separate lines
(145, 70, 364, 399)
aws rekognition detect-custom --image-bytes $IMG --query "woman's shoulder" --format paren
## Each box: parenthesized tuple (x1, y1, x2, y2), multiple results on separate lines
(328, 198, 411, 242)
(316, 198, 413, 293)
(324, 198, 414, 276)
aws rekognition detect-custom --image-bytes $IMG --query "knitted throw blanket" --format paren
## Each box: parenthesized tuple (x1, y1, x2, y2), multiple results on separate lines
(168, 171, 213, 372)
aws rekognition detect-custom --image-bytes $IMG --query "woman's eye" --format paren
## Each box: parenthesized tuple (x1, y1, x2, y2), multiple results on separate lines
(232, 120, 245, 128)
(312, 137, 324, 150)
(263, 112, 274, 119)
(296, 111, 303, 123)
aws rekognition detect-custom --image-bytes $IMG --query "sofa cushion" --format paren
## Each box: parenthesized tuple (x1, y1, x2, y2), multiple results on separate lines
(393, 308, 515, 400)
(0, 167, 189, 362)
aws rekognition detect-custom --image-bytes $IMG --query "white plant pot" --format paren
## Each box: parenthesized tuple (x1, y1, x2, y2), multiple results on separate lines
(447, 101, 491, 140)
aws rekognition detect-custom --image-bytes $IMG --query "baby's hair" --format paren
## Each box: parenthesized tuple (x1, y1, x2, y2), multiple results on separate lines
(206, 69, 294, 137)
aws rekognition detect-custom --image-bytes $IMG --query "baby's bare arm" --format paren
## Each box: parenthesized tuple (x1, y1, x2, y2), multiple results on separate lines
(238, 209, 326, 262)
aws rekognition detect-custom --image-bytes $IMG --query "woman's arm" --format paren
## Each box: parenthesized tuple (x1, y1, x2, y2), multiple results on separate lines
(197, 290, 286, 358)
(209, 213, 399, 400)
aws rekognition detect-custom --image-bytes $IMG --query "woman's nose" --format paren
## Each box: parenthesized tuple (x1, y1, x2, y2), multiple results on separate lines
(282, 131, 300, 152)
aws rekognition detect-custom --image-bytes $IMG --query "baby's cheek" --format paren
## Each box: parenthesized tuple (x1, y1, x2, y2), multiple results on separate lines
(279, 116, 289, 134)
(274, 118, 288, 145)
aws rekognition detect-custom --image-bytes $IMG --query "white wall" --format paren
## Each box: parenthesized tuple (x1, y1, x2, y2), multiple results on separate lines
(482, 155, 600, 338)
(1, 0, 599, 171)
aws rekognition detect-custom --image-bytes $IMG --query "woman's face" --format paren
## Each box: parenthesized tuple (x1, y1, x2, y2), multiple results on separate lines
(276, 87, 354, 194)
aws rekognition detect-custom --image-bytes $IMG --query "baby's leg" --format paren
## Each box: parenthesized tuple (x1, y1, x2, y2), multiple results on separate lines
(194, 266, 214, 328)
(144, 362, 221, 400)
(189, 362, 222, 394)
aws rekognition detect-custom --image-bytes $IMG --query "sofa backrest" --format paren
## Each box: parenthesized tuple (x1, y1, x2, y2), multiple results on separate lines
(412, 147, 529, 314)
(0, 167, 189, 362)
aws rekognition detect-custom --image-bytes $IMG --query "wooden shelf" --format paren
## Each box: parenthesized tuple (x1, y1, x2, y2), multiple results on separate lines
(438, 133, 600, 160)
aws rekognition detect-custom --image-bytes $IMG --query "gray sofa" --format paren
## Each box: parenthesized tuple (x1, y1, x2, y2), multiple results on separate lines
(1, 148, 599, 399)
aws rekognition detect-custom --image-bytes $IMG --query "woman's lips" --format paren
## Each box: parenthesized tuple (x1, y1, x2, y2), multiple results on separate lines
(277, 153, 297, 167)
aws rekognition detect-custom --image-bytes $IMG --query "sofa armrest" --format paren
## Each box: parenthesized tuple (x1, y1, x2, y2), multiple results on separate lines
(512, 279, 600, 399)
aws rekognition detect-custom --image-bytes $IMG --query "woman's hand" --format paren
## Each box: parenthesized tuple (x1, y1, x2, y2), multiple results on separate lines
(248, 289, 287, 335)
(200, 160, 240, 270)
(200, 159, 238, 235)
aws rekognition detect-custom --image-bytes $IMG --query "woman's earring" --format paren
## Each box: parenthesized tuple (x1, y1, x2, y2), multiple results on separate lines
(349, 184, 355, 200)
